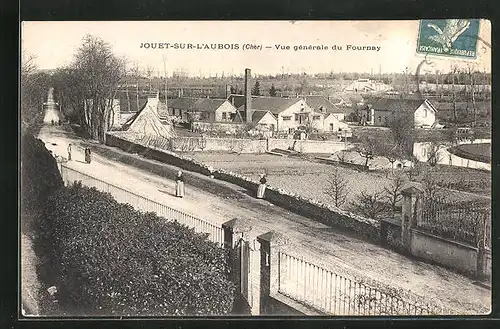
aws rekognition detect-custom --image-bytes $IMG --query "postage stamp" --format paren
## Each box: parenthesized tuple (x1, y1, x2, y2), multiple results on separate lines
(416, 19, 480, 59)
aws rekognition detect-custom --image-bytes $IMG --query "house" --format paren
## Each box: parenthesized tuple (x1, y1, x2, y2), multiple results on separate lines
(320, 90, 365, 107)
(304, 95, 345, 121)
(235, 96, 318, 133)
(370, 96, 438, 128)
(233, 109, 278, 132)
(168, 97, 237, 123)
(122, 96, 176, 138)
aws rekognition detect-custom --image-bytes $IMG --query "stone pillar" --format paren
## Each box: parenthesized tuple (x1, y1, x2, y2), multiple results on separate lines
(257, 231, 288, 315)
(400, 184, 423, 251)
(222, 218, 252, 314)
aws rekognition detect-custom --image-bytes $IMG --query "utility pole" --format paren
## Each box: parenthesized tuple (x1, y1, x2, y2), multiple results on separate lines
(162, 53, 168, 110)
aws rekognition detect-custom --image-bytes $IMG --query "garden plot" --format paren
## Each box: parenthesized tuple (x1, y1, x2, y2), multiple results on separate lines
(190, 152, 489, 209)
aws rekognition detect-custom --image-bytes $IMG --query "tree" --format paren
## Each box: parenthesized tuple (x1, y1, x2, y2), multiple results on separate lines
(21, 51, 53, 127)
(351, 190, 389, 219)
(323, 168, 349, 208)
(354, 133, 379, 168)
(383, 175, 405, 216)
(251, 81, 261, 96)
(387, 98, 416, 158)
(61, 35, 126, 142)
(269, 84, 277, 97)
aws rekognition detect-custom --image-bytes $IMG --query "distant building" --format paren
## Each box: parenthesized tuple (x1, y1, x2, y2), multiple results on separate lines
(235, 96, 314, 133)
(167, 97, 238, 123)
(343, 78, 392, 93)
(369, 97, 438, 128)
(233, 109, 277, 132)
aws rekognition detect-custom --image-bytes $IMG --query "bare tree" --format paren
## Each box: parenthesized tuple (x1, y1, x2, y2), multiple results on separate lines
(449, 65, 459, 122)
(130, 62, 141, 111)
(354, 133, 379, 168)
(351, 190, 389, 219)
(387, 98, 415, 158)
(384, 175, 405, 216)
(68, 34, 126, 142)
(324, 167, 349, 208)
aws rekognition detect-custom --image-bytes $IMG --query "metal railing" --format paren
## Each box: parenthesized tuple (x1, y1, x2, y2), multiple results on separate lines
(61, 164, 224, 246)
(277, 252, 441, 316)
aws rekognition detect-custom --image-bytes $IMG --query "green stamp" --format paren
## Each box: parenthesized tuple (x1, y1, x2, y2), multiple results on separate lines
(416, 19, 480, 59)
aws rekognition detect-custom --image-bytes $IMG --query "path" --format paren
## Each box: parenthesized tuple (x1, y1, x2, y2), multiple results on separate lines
(37, 125, 490, 315)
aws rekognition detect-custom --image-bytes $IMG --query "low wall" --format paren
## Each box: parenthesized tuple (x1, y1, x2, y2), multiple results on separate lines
(170, 136, 346, 154)
(173, 137, 267, 153)
(410, 228, 479, 276)
(105, 132, 380, 243)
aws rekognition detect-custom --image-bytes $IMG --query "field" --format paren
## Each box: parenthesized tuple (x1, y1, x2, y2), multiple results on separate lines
(189, 152, 490, 210)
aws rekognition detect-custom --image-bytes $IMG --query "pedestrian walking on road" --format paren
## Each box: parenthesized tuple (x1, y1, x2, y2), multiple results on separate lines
(257, 173, 267, 199)
(84, 148, 92, 164)
(67, 143, 72, 161)
(175, 171, 185, 198)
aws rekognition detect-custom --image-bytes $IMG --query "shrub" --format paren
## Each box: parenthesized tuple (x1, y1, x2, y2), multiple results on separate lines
(21, 130, 64, 234)
(44, 183, 235, 316)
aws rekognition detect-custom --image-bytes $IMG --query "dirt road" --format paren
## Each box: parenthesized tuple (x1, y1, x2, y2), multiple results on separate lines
(37, 125, 491, 315)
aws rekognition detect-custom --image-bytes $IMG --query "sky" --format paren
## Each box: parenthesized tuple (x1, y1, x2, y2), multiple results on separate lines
(21, 20, 491, 77)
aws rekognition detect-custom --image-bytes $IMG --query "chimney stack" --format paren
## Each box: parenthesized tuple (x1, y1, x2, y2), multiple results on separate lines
(225, 84, 232, 98)
(244, 68, 252, 123)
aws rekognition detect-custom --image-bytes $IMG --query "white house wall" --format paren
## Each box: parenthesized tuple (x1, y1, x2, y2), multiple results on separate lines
(276, 100, 307, 132)
(214, 101, 238, 122)
(414, 102, 436, 128)
(323, 115, 349, 132)
(256, 112, 278, 130)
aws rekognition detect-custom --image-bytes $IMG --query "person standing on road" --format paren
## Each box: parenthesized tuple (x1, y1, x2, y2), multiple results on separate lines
(67, 143, 72, 161)
(257, 173, 267, 199)
(175, 171, 185, 198)
(85, 147, 92, 164)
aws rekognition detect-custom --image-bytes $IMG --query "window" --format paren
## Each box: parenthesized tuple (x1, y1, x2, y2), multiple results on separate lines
(282, 116, 291, 121)
(423, 108, 427, 117)
(313, 116, 320, 120)
(378, 116, 382, 122)
(222, 112, 227, 120)
(294, 114, 299, 121)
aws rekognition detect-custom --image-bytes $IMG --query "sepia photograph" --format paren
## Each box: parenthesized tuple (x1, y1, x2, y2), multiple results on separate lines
(20, 20, 492, 317)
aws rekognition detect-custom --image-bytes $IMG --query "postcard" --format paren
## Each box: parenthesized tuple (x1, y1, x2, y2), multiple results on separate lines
(20, 20, 491, 317)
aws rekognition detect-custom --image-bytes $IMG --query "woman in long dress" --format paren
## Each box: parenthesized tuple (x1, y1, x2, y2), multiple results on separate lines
(175, 171, 185, 198)
(257, 174, 267, 199)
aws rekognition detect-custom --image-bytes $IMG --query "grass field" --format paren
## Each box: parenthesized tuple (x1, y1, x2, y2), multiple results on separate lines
(189, 152, 490, 210)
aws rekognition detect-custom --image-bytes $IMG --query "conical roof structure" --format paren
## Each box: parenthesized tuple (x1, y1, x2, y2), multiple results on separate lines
(122, 96, 176, 139)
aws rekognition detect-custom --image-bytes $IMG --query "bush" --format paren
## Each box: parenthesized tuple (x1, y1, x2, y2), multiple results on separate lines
(44, 183, 235, 316)
(21, 130, 64, 234)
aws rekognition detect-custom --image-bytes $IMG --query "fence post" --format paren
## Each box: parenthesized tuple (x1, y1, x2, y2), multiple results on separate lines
(400, 184, 423, 251)
(222, 218, 252, 314)
(476, 213, 488, 280)
(257, 231, 288, 315)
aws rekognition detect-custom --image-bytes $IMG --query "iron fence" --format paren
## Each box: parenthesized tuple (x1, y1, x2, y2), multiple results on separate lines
(278, 252, 442, 316)
(60, 164, 224, 246)
(420, 200, 491, 248)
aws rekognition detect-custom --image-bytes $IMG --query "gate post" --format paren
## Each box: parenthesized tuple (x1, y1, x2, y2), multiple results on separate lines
(257, 231, 288, 315)
(222, 218, 252, 314)
(401, 183, 423, 251)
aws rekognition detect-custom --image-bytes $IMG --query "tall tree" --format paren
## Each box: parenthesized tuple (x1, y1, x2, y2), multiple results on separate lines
(387, 98, 415, 158)
(251, 81, 261, 96)
(324, 168, 349, 208)
(269, 84, 277, 97)
(68, 34, 126, 142)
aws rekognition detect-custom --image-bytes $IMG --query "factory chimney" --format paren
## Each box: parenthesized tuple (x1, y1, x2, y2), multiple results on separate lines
(225, 84, 232, 99)
(244, 68, 252, 123)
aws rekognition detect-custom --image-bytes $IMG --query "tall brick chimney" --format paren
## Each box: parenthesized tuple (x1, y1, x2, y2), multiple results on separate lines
(244, 68, 252, 123)
(225, 84, 232, 98)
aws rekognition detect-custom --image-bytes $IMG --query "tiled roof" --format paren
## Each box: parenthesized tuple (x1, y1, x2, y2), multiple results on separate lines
(168, 97, 227, 112)
(233, 110, 276, 124)
(372, 96, 427, 113)
(304, 95, 343, 113)
(236, 96, 302, 115)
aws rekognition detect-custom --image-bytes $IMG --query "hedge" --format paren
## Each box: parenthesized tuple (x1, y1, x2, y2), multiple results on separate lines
(21, 130, 64, 233)
(45, 182, 235, 316)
